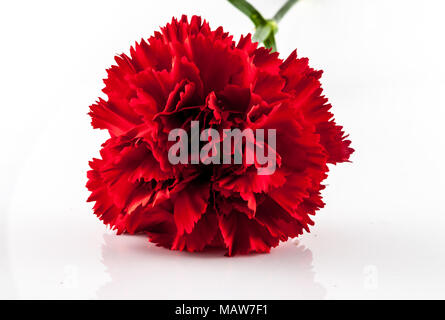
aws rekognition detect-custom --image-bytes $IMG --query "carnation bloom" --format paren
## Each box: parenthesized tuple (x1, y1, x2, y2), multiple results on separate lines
(87, 15, 353, 256)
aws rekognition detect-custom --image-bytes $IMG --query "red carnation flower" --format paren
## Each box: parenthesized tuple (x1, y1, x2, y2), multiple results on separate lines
(87, 15, 353, 256)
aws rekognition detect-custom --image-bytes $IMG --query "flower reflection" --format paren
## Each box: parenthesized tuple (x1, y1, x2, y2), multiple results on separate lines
(97, 233, 325, 299)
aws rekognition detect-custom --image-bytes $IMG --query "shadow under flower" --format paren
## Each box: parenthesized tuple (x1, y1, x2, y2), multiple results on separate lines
(97, 233, 326, 299)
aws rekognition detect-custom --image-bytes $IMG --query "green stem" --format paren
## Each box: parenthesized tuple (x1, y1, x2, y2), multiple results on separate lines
(273, 0, 300, 23)
(227, 0, 266, 27)
(227, 0, 300, 52)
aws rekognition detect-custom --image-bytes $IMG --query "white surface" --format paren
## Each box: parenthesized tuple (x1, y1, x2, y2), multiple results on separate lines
(1, 0, 445, 299)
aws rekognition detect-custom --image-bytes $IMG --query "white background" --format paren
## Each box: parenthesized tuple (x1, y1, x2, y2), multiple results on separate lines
(1, 0, 444, 299)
